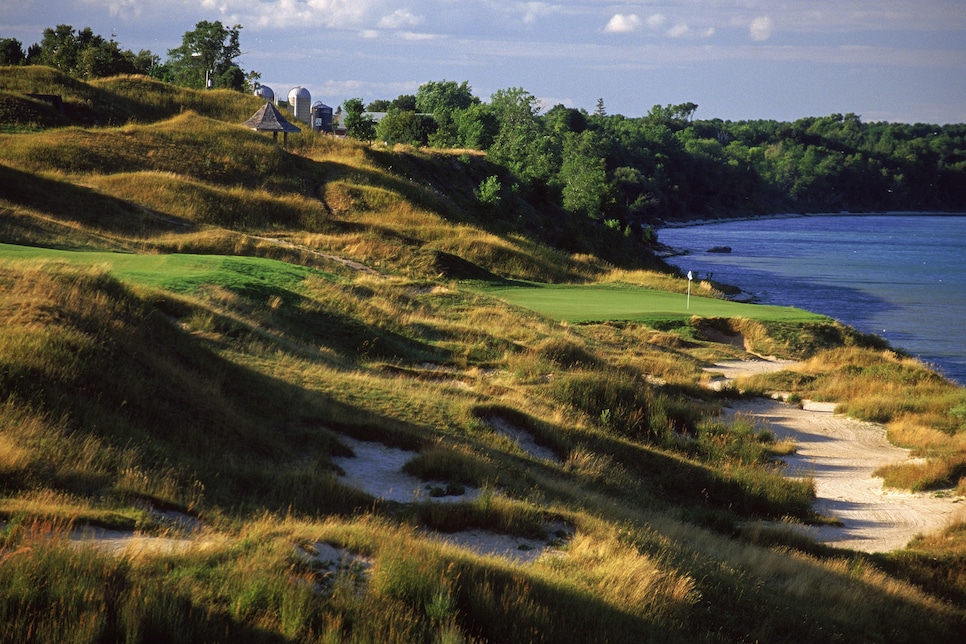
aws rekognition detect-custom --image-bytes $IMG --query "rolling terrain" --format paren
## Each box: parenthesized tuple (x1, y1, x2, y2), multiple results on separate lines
(2, 67, 966, 642)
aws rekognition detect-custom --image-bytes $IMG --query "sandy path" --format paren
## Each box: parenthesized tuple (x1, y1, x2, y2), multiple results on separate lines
(709, 360, 964, 552)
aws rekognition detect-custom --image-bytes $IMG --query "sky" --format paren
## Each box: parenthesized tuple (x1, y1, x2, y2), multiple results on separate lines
(2, 1, 965, 124)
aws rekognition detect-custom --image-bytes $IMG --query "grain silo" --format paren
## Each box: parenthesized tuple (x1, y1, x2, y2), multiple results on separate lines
(254, 84, 275, 103)
(288, 86, 311, 124)
(311, 101, 334, 133)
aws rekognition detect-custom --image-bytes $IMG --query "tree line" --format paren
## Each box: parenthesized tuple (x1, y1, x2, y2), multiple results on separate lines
(344, 82, 966, 226)
(3, 24, 963, 227)
(0, 21, 256, 91)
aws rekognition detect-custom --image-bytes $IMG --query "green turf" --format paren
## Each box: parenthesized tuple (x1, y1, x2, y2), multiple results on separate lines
(479, 281, 828, 324)
(0, 244, 826, 326)
(0, 243, 334, 296)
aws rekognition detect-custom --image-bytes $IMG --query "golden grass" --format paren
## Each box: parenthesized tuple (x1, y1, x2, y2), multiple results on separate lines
(2, 68, 966, 641)
(538, 530, 697, 619)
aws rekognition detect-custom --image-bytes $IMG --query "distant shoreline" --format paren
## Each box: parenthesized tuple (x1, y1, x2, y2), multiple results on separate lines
(656, 211, 966, 229)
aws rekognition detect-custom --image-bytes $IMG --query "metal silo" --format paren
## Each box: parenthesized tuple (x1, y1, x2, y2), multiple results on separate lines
(311, 101, 334, 133)
(288, 86, 312, 124)
(254, 84, 275, 103)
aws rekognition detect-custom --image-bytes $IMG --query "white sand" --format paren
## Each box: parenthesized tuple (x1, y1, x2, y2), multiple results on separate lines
(709, 359, 965, 552)
(332, 436, 481, 503)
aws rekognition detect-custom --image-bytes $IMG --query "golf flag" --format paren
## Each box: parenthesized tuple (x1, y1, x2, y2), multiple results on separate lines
(686, 271, 692, 309)
(687, 271, 693, 281)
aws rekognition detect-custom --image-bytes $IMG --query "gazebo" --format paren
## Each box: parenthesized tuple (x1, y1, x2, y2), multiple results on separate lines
(241, 102, 301, 146)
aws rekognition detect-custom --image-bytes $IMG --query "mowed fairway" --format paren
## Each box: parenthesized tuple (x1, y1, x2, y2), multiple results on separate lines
(0, 244, 826, 326)
(480, 282, 828, 324)
(0, 243, 327, 294)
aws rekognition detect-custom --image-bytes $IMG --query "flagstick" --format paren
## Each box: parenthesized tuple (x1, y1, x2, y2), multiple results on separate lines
(687, 271, 692, 310)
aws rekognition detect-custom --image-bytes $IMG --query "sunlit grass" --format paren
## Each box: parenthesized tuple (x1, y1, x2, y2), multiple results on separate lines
(1, 67, 965, 641)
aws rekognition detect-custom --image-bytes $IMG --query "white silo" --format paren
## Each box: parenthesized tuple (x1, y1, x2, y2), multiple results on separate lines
(254, 84, 275, 103)
(288, 86, 312, 124)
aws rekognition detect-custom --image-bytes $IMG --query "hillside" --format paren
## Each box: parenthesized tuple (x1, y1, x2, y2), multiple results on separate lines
(2, 68, 966, 642)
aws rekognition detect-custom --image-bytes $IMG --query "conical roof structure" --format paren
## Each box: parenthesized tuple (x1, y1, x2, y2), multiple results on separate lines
(242, 102, 301, 133)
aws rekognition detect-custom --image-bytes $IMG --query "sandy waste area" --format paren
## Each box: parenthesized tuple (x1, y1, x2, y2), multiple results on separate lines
(709, 360, 965, 552)
(57, 358, 964, 560)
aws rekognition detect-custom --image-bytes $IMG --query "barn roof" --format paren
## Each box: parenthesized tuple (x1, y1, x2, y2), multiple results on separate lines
(241, 102, 301, 133)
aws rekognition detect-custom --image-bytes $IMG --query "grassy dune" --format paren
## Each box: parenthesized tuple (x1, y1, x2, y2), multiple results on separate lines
(1, 68, 965, 641)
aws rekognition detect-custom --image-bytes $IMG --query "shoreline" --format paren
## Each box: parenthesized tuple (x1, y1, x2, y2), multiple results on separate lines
(658, 215, 966, 387)
(655, 210, 966, 229)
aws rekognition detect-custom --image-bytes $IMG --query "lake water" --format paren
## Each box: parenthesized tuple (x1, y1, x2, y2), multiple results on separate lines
(657, 214, 966, 386)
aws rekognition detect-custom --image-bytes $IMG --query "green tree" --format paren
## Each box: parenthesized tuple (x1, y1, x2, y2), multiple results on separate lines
(376, 109, 435, 146)
(488, 87, 554, 184)
(559, 130, 609, 219)
(416, 80, 478, 147)
(455, 103, 498, 149)
(594, 97, 606, 118)
(342, 98, 376, 143)
(646, 102, 698, 129)
(366, 99, 391, 112)
(543, 104, 588, 135)
(0, 37, 25, 65)
(31, 25, 145, 78)
(166, 21, 248, 91)
(474, 175, 502, 206)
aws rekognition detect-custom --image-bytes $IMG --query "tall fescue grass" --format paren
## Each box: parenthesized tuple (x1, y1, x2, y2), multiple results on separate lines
(5, 509, 960, 643)
(2, 67, 965, 641)
(0, 66, 263, 126)
(91, 171, 330, 231)
(0, 113, 304, 189)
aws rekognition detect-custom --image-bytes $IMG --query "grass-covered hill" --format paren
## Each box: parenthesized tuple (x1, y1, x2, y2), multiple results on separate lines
(2, 67, 966, 642)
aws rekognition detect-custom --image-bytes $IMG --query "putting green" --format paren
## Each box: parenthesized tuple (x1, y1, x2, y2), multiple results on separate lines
(479, 282, 827, 324)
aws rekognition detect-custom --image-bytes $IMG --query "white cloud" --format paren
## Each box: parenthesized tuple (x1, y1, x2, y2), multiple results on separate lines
(215, 0, 380, 30)
(521, 2, 559, 25)
(667, 23, 690, 39)
(749, 16, 773, 41)
(605, 14, 641, 34)
(399, 31, 438, 41)
(378, 9, 422, 30)
(647, 14, 668, 30)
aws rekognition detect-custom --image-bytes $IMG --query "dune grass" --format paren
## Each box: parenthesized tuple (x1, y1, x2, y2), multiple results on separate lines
(1, 69, 964, 642)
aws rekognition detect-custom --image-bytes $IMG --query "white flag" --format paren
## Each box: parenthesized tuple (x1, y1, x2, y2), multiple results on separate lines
(687, 271, 693, 281)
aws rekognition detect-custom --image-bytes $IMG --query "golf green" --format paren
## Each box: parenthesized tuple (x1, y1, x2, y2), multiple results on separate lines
(480, 282, 826, 324)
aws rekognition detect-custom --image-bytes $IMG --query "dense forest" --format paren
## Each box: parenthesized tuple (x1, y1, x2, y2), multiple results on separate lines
(4, 23, 965, 231)
(354, 83, 966, 225)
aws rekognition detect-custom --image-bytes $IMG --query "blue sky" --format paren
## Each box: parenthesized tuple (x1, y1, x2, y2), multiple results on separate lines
(3, 1, 964, 124)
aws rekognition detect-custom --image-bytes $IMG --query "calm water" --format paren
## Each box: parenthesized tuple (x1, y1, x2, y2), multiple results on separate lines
(658, 215, 966, 386)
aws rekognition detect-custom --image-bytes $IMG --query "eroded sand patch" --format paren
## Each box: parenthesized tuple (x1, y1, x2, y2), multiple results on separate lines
(486, 416, 561, 463)
(703, 358, 798, 390)
(332, 436, 480, 503)
(727, 398, 964, 552)
(331, 436, 572, 562)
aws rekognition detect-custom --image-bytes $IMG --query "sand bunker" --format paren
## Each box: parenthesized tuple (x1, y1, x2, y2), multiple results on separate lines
(704, 358, 799, 390)
(707, 358, 964, 551)
(331, 436, 572, 562)
(332, 436, 481, 503)
(429, 519, 573, 564)
(486, 416, 561, 463)
(727, 397, 964, 552)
